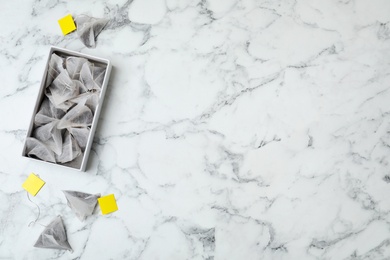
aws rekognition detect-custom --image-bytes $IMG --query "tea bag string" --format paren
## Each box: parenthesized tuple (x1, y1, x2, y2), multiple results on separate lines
(26, 192, 46, 227)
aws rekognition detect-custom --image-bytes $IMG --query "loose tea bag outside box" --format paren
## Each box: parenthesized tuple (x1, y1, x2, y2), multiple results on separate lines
(63, 190, 100, 221)
(34, 216, 73, 251)
(75, 15, 109, 48)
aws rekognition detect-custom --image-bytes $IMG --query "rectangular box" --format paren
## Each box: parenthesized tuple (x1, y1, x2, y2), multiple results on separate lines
(22, 46, 112, 171)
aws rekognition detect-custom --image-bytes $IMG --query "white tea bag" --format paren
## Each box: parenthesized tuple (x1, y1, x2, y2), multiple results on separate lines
(70, 91, 100, 113)
(47, 70, 80, 107)
(80, 61, 105, 90)
(46, 93, 75, 112)
(65, 56, 88, 80)
(34, 216, 72, 251)
(69, 127, 90, 150)
(45, 54, 65, 87)
(61, 153, 84, 169)
(33, 121, 63, 155)
(35, 99, 65, 126)
(63, 191, 100, 221)
(75, 15, 109, 48)
(57, 103, 93, 129)
(55, 131, 81, 163)
(26, 137, 56, 163)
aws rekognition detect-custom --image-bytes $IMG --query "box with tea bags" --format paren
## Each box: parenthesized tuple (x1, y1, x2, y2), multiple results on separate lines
(22, 46, 112, 171)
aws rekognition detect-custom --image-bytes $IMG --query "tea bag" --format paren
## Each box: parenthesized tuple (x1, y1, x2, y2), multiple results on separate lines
(92, 66, 106, 88)
(34, 216, 72, 251)
(45, 54, 65, 87)
(25, 137, 56, 163)
(70, 91, 100, 112)
(55, 131, 82, 163)
(62, 153, 84, 169)
(75, 15, 109, 48)
(80, 62, 105, 91)
(65, 56, 88, 80)
(33, 99, 65, 155)
(33, 121, 63, 155)
(63, 191, 100, 221)
(69, 127, 90, 150)
(46, 93, 75, 112)
(47, 70, 80, 107)
(35, 99, 65, 126)
(34, 121, 57, 142)
(57, 103, 93, 129)
(74, 62, 104, 112)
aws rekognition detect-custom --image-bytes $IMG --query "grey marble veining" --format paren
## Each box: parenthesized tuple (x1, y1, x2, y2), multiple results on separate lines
(0, 0, 390, 259)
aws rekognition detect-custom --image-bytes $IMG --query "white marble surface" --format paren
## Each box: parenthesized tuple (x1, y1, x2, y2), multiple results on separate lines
(1, 0, 390, 259)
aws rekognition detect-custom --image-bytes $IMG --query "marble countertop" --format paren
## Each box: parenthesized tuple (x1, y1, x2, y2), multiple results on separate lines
(1, 0, 390, 259)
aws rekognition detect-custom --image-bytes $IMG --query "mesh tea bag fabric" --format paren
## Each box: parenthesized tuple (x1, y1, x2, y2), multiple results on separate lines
(92, 66, 106, 88)
(33, 99, 65, 156)
(69, 127, 90, 150)
(35, 99, 65, 126)
(80, 61, 106, 90)
(65, 56, 88, 80)
(57, 103, 93, 129)
(61, 153, 84, 169)
(74, 62, 106, 111)
(55, 131, 82, 163)
(33, 121, 63, 155)
(34, 216, 72, 251)
(26, 137, 56, 163)
(46, 93, 75, 112)
(70, 91, 100, 112)
(75, 15, 109, 48)
(47, 70, 80, 107)
(34, 121, 57, 142)
(63, 191, 100, 221)
(45, 53, 65, 88)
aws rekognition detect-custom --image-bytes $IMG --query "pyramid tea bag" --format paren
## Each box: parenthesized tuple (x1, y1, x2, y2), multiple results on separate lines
(70, 90, 100, 112)
(55, 131, 82, 163)
(75, 15, 109, 48)
(63, 190, 100, 221)
(34, 216, 72, 251)
(33, 121, 63, 155)
(46, 93, 75, 112)
(69, 127, 90, 150)
(65, 56, 88, 80)
(47, 70, 80, 107)
(35, 99, 65, 126)
(26, 137, 56, 163)
(57, 103, 93, 129)
(80, 61, 105, 91)
(61, 154, 84, 169)
(70, 62, 106, 111)
(45, 53, 65, 88)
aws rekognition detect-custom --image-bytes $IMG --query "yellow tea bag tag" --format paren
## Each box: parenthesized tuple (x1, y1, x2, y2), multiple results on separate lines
(22, 173, 45, 196)
(58, 14, 77, 35)
(98, 194, 118, 215)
